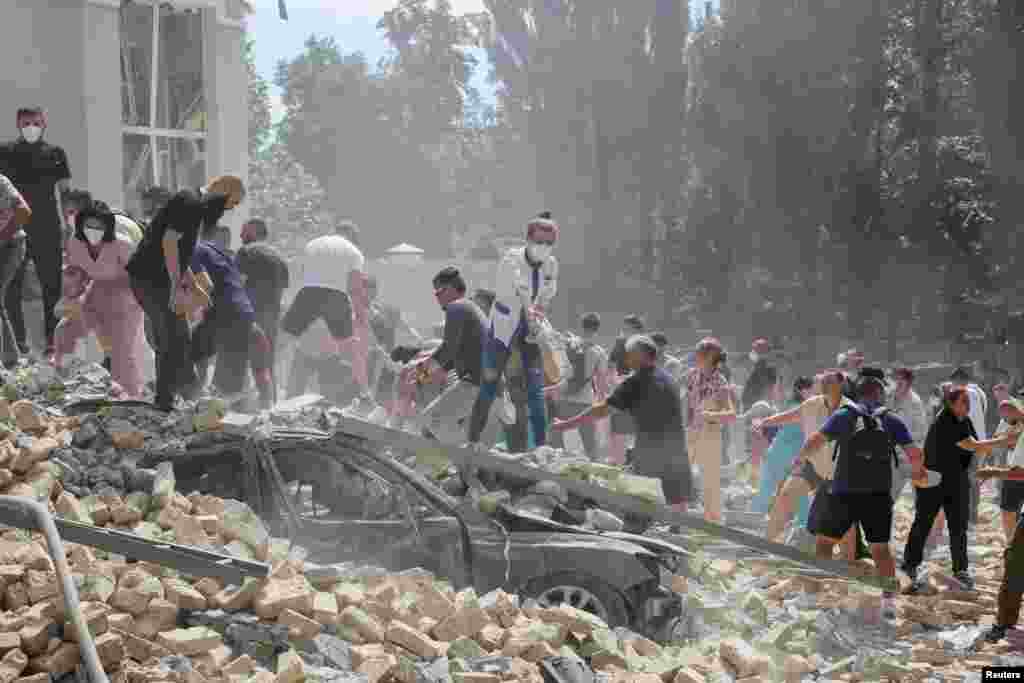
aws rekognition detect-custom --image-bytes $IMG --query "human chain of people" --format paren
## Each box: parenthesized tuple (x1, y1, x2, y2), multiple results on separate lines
(3, 105, 1024, 664)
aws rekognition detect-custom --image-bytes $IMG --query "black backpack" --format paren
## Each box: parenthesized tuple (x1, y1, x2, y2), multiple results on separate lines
(831, 405, 898, 495)
(565, 336, 592, 396)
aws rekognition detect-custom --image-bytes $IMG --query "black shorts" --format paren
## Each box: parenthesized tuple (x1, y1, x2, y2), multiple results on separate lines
(1001, 480, 1024, 513)
(281, 287, 353, 340)
(811, 489, 893, 544)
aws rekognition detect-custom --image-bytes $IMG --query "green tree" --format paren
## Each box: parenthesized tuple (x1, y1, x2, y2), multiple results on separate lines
(245, 35, 333, 250)
(245, 37, 273, 155)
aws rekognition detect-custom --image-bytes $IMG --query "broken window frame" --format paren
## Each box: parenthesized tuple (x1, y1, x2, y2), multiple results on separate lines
(121, 0, 208, 210)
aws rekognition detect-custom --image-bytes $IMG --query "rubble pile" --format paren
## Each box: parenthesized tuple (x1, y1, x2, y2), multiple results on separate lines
(0, 362, 1018, 682)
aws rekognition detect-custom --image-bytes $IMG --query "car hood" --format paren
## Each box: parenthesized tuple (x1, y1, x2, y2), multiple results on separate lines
(496, 508, 691, 558)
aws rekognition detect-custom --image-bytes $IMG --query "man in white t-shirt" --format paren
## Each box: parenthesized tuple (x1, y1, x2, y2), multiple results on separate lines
(280, 221, 365, 400)
(549, 312, 609, 458)
(889, 367, 929, 500)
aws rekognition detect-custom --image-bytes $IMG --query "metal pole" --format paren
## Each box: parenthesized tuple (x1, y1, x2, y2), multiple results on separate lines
(0, 497, 109, 683)
(149, 0, 161, 188)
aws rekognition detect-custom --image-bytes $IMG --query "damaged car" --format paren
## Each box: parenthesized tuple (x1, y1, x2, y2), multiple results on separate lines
(152, 427, 691, 639)
(283, 438, 689, 639)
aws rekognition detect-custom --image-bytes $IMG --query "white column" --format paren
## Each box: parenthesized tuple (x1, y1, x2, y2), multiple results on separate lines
(204, 12, 250, 232)
(83, 0, 125, 207)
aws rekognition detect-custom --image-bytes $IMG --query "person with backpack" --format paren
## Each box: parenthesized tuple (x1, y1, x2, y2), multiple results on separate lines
(795, 367, 920, 605)
(548, 312, 608, 458)
(901, 384, 1013, 592)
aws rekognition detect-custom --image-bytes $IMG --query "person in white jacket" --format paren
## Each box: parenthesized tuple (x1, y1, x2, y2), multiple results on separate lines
(467, 212, 559, 449)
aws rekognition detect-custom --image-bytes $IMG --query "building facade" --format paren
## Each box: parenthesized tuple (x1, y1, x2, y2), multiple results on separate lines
(1, 0, 251, 228)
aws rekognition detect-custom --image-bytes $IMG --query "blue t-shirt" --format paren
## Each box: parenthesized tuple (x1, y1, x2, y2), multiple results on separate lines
(191, 240, 255, 320)
(821, 401, 914, 447)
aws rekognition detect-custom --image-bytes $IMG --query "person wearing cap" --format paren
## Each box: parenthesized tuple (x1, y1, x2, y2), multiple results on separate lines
(995, 390, 1024, 543)
(741, 338, 777, 412)
(467, 212, 559, 450)
(796, 368, 918, 605)
(901, 384, 1012, 593)
(552, 334, 693, 515)
(686, 336, 736, 523)
(985, 396, 1024, 644)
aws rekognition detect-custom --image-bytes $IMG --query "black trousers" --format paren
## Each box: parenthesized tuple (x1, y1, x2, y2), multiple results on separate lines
(131, 278, 196, 408)
(903, 474, 970, 573)
(6, 233, 62, 349)
(210, 306, 280, 398)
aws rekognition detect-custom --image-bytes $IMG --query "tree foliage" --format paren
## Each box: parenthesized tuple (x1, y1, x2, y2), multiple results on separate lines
(245, 35, 333, 254)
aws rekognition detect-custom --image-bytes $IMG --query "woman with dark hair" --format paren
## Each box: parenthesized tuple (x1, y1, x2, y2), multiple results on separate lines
(902, 384, 1013, 592)
(56, 202, 145, 396)
(750, 377, 815, 519)
(685, 337, 736, 523)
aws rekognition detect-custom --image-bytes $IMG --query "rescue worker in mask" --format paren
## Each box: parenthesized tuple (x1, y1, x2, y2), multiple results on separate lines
(467, 212, 559, 451)
(0, 107, 73, 358)
(56, 202, 145, 397)
(126, 176, 243, 411)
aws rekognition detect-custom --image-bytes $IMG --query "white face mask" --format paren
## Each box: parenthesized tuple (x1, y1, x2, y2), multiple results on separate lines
(20, 126, 42, 144)
(85, 228, 105, 243)
(528, 243, 552, 262)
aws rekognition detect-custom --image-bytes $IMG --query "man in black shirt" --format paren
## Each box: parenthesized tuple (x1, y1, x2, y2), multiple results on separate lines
(0, 107, 72, 356)
(553, 334, 694, 514)
(126, 176, 244, 411)
(412, 267, 492, 449)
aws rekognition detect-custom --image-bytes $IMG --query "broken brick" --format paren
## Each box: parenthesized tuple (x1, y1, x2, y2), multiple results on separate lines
(0, 649, 27, 683)
(277, 608, 322, 640)
(253, 576, 314, 619)
(156, 627, 224, 656)
(312, 591, 339, 625)
(340, 606, 385, 644)
(386, 621, 443, 659)
(275, 650, 304, 683)
(94, 632, 125, 669)
(28, 642, 80, 678)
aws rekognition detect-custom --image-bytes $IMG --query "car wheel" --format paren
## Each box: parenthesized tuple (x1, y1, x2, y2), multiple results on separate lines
(523, 572, 631, 628)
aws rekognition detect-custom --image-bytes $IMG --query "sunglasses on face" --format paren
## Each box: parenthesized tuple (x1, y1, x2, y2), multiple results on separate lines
(531, 239, 556, 246)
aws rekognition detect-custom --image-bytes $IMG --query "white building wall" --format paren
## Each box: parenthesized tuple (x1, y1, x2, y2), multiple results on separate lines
(83, 0, 125, 207)
(0, 1, 88, 189)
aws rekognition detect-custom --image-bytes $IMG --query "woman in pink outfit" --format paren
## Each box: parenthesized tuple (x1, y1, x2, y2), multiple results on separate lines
(60, 203, 145, 397)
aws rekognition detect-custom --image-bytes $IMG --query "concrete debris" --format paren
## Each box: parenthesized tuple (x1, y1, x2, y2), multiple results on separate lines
(0, 359, 1010, 683)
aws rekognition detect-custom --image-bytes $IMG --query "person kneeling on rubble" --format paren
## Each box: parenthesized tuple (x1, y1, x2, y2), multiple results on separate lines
(552, 334, 694, 521)
(796, 368, 920, 614)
